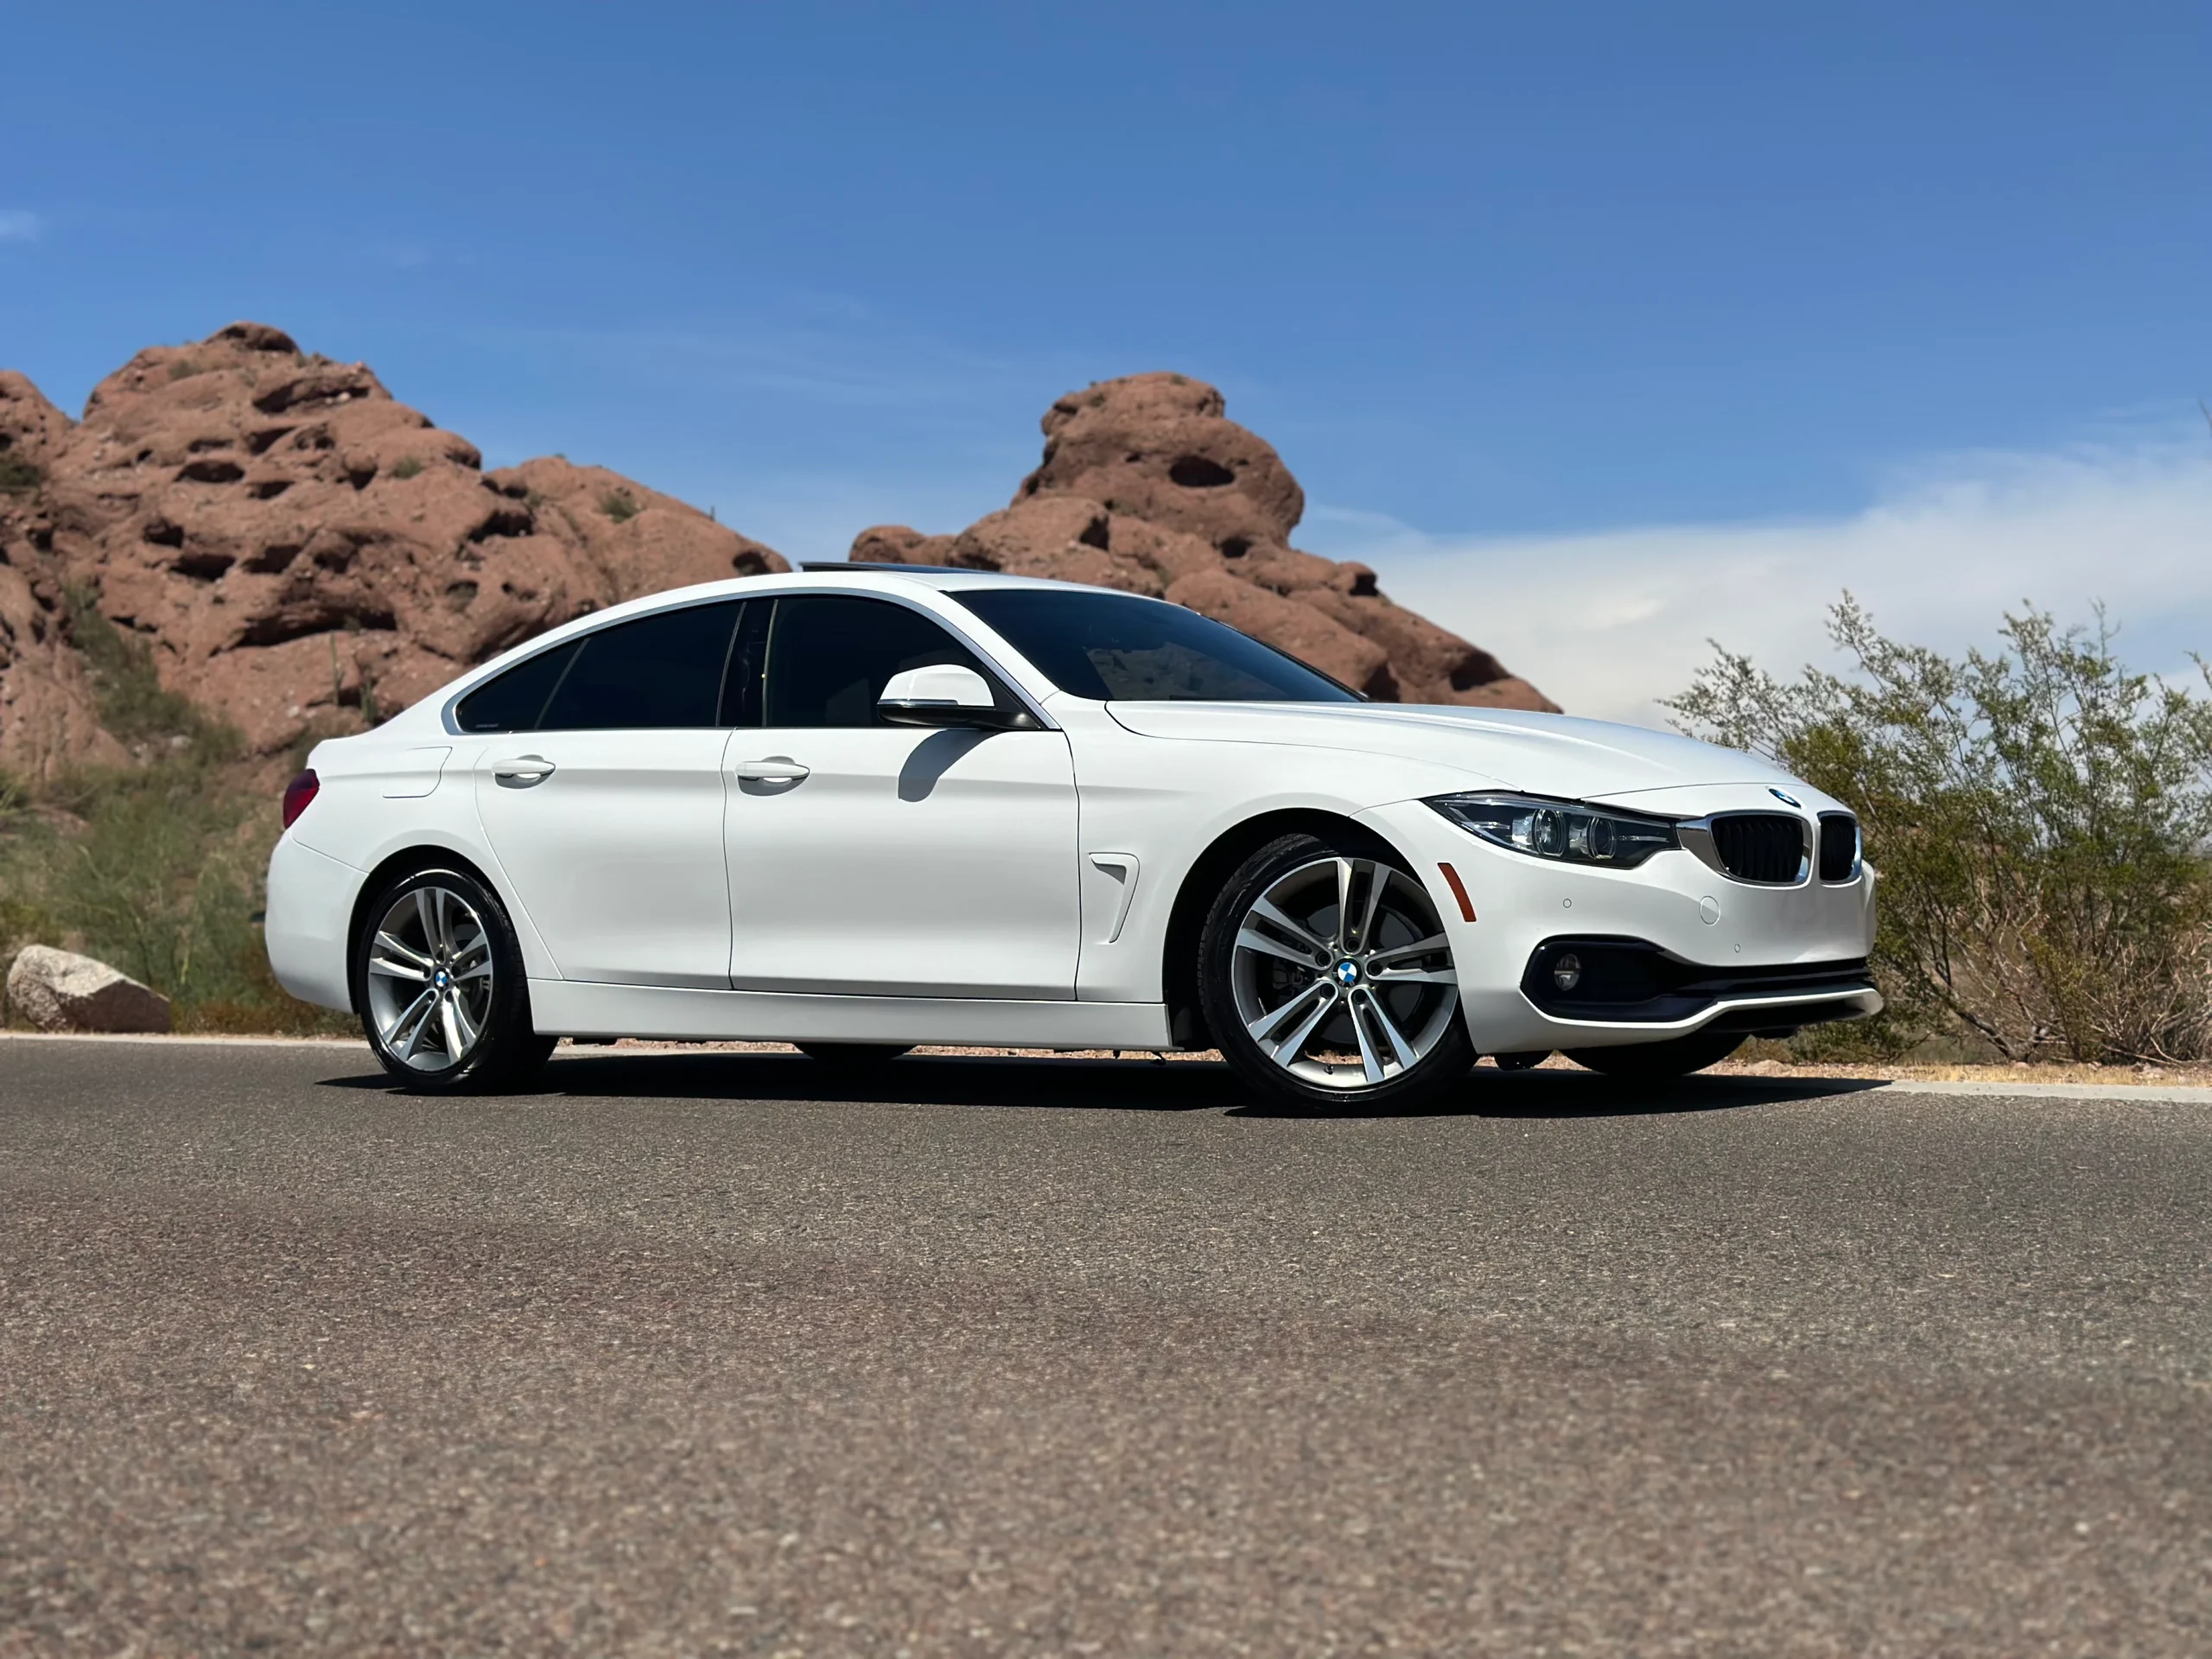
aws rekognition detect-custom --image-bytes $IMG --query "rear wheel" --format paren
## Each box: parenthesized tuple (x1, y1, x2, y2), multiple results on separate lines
(1199, 831, 1472, 1114)
(356, 866, 552, 1093)
(1565, 1030, 1743, 1080)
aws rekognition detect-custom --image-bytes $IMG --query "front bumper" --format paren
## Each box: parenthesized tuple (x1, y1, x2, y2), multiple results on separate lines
(1360, 795, 1881, 1054)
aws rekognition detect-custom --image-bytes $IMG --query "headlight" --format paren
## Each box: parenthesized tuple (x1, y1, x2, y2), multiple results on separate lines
(1427, 793, 1680, 869)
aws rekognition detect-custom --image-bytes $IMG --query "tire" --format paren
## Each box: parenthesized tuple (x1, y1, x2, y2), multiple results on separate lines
(355, 864, 553, 1094)
(1565, 1030, 1744, 1080)
(1198, 830, 1473, 1114)
(796, 1042, 913, 1067)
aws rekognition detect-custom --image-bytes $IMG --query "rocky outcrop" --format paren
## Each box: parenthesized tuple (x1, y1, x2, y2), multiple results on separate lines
(851, 372, 1552, 709)
(4, 321, 787, 760)
(1, 333, 1548, 772)
(6, 944, 174, 1033)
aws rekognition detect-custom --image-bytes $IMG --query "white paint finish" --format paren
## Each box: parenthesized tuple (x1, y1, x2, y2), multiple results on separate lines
(530, 980, 1170, 1048)
(379, 746, 452, 799)
(267, 566, 1879, 1057)
(474, 730, 735, 988)
(726, 727, 1080, 998)
(264, 835, 365, 1011)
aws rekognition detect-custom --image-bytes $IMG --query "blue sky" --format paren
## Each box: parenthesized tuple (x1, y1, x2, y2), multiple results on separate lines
(5, 2, 2209, 717)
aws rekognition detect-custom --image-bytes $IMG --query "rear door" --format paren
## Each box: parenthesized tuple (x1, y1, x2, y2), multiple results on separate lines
(469, 601, 742, 988)
(722, 594, 1081, 999)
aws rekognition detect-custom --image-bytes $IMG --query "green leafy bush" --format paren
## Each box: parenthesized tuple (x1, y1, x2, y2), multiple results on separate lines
(1668, 598, 2212, 1063)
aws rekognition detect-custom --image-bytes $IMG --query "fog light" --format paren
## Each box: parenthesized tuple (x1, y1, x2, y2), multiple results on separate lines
(1553, 952, 1582, 993)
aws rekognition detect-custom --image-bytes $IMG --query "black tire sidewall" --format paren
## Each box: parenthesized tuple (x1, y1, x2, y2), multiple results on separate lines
(356, 865, 540, 1094)
(1198, 830, 1474, 1114)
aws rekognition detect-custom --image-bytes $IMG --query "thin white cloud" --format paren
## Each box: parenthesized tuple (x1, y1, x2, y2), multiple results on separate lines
(0, 210, 42, 244)
(1323, 433, 2212, 728)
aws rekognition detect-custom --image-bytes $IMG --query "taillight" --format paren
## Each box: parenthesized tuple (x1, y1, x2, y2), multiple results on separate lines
(282, 768, 320, 830)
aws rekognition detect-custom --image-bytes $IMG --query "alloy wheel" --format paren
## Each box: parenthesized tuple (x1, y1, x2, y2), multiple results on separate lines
(1228, 856, 1459, 1090)
(364, 884, 497, 1072)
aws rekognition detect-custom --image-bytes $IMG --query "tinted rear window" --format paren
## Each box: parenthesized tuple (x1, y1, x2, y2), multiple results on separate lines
(951, 588, 1358, 702)
(539, 601, 744, 730)
(453, 640, 580, 734)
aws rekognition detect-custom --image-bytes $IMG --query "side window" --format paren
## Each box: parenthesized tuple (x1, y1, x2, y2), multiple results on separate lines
(454, 640, 580, 734)
(537, 601, 743, 731)
(763, 595, 995, 728)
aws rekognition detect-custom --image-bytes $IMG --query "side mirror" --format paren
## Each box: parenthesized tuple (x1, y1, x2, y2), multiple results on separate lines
(877, 664, 1031, 729)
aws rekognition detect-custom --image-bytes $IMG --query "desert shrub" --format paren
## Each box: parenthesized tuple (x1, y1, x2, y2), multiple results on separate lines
(391, 454, 424, 480)
(1668, 598, 2212, 1063)
(0, 597, 351, 1032)
(0, 450, 41, 493)
(599, 488, 640, 524)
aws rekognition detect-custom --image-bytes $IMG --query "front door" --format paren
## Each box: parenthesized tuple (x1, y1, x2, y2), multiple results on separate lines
(723, 594, 1081, 999)
(470, 600, 742, 988)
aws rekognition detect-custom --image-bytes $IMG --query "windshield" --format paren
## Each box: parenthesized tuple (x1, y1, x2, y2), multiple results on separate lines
(950, 588, 1361, 703)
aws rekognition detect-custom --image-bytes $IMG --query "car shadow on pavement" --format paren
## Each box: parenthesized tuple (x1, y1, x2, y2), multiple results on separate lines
(320, 1049, 1888, 1120)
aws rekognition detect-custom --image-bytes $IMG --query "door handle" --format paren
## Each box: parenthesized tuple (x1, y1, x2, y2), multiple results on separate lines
(733, 757, 810, 783)
(493, 753, 556, 787)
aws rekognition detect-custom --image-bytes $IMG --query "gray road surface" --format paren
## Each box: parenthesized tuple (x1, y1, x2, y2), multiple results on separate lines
(3, 1039, 2208, 1656)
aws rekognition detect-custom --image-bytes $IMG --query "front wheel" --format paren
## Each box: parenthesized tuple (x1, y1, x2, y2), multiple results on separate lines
(1565, 1030, 1743, 1080)
(1198, 832, 1473, 1114)
(356, 866, 552, 1093)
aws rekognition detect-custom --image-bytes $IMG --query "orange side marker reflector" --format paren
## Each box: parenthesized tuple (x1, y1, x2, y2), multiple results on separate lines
(1438, 862, 1476, 923)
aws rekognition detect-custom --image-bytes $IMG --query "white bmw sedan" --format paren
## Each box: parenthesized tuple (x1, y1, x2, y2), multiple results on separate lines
(267, 565, 1878, 1111)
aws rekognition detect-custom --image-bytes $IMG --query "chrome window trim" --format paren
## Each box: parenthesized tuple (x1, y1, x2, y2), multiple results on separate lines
(440, 586, 1062, 736)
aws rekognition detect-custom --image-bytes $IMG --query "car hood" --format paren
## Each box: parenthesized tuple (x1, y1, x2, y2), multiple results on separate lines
(1103, 702, 1801, 804)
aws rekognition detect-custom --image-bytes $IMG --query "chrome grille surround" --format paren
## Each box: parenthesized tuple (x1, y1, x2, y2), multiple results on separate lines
(1678, 811, 1813, 886)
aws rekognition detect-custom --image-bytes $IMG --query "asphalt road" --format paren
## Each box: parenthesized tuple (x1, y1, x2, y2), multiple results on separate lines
(2, 1040, 2208, 1656)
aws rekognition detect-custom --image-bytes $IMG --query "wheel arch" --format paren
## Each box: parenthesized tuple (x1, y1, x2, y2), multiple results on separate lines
(1159, 808, 1411, 1050)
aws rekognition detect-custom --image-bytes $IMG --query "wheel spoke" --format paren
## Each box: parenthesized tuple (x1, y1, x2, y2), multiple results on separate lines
(1370, 963, 1458, 986)
(1368, 931, 1449, 968)
(1332, 859, 1357, 953)
(1353, 861, 1389, 954)
(368, 929, 430, 982)
(374, 930, 434, 972)
(1360, 989, 1422, 1071)
(1348, 993, 1387, 1083)
(414, 888, 439, 955)
(440, 992, 468, 1061)
(1247, 979, 1338, 1064)
(1236, 924, 1325, 969)
(456, 958, 494, 982)
(1248, 896, 1333, 962)
(392, 988, 437, 1059)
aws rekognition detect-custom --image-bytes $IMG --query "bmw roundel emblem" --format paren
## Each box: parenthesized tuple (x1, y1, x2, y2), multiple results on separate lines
(1770, 788, 1802, 808)
(1334, 959, 1362, 987)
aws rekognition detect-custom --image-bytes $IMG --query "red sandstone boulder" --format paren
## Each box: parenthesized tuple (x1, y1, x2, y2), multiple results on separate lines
(855, 372, 1554, 711)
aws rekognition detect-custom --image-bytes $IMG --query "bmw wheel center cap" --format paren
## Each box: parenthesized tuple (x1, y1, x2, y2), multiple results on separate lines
(1334, 959, 1362, 987)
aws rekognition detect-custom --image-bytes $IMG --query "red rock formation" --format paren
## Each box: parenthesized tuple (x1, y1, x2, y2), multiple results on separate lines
(852, 371, 1553, 709)
(4, 322, 786, 761)
(2, 335, 1547, 776)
